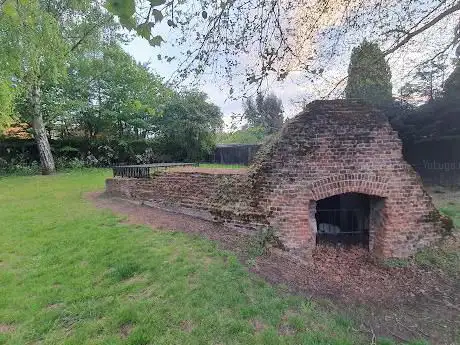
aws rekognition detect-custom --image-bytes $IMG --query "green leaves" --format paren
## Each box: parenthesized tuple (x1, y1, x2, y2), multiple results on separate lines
(105, 0, 136, 29)
(149, 0, 167, 6)
(0, 79, 15, 129)
(103, 0, 170, 46)
(345, 41, 392, 106)
(41, 42, 172, 139)
(104, 0, 166, 46)
(151, 9, 164, 23)
(0, 0, 68, 118)
(149, 35, 165, 47)
(156, 91, 223, 161)
(105, 0, 135, 18)
(136, 25, 164, 46)
(137, 22, 155, 40)
(243, 93, 283, 135)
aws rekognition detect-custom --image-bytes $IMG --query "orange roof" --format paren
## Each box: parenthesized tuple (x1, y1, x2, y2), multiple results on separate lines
(3, 123, 32, 139)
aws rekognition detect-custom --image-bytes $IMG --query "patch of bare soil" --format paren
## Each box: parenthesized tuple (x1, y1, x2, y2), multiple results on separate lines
(88, 192, 460, 345)
(250, 319, 267, 333)
(180, 320, 195, 333)
(47, 303, 64, 310)
(0, 324, 15, 333)
(119, 323, 134, 339)
(256, 247, 459, 344)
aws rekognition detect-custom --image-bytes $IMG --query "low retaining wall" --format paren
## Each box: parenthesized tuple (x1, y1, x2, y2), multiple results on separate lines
(105, 171, 268, 231)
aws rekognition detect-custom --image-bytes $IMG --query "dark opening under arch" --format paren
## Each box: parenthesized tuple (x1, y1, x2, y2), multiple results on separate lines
(315, 192, 377, 247)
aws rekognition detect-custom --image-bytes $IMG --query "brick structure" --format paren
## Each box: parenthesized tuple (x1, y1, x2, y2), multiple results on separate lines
(106, 170, 268, 229)
(248, 100, 448, 258)
(106, 100, 450, 259)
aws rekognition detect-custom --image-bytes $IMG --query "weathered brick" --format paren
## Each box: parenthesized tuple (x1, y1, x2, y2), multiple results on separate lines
(105, 100, 449, 260)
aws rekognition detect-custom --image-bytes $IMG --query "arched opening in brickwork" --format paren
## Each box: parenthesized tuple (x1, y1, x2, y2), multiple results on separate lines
(310, 192, 386, 250)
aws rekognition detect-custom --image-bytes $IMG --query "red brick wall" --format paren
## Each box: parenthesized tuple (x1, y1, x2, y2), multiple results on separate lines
(105, 172, 267, 230)
(248, 100, 446, 258)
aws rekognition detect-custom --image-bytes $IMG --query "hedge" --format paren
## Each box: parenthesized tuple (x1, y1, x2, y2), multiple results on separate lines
(0, 137, 191, 170)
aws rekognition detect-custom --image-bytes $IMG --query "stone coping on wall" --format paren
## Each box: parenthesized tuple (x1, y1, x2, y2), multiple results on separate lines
(167, 166, 248, 175)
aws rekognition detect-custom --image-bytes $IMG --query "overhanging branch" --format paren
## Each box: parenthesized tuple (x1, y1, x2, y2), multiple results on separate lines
(383, 1, 460, 56)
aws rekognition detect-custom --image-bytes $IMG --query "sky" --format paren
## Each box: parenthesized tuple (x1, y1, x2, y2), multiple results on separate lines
(123, 37, 308, 129)
(122, 0, 458, 129)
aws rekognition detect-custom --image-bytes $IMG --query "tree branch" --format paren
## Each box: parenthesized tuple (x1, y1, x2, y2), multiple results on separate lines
(383, 1, 460, 56)
(69, 19, 110, 53)
(325, 2, 460, 98)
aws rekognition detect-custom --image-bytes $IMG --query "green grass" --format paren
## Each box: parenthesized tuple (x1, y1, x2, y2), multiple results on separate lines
(0, 169, 370, 345)
(421, 192, 460, 276)
(439, 203, 460, 229)
(415, 245, 460, 276)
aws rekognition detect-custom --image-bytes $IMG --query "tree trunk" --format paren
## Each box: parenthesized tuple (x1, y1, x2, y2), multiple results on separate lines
(29, 82, 55, 175)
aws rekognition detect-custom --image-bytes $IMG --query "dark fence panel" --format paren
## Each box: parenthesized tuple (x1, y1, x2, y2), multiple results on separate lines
(209, 144, 261, 165)
(403, 137, 460, 186)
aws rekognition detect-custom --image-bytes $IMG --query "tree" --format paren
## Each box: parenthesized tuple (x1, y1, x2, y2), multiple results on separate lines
(0, 1, 68, 174)
(0, 77, 15, 130)
(0, 0, 113, 174)
(155, 91, 223, 161)
(51, 44, 171, 139)
(32, 42, 173, 140)
(444, 58, 460, 100)
(399, 61, 448, 103)
(345, 41, 392, 105)
(243, 93, 283, 134)
(105, 0, 460, 96)
(390, 57, 460, 142)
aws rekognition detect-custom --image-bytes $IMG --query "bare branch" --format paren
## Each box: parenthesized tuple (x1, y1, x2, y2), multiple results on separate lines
(384, 1, 460, 56)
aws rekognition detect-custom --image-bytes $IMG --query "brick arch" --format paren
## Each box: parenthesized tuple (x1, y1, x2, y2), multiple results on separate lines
(309, 174, 389, 201)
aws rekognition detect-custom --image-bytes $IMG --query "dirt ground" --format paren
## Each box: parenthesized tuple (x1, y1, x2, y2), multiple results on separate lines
(88, 192, 460, 345)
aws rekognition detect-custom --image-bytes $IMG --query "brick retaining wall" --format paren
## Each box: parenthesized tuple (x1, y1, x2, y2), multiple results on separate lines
(106, 171, 268, 231)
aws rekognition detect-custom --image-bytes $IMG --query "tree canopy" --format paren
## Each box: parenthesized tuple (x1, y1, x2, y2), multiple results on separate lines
(0, 0, 116, 173)
(0, 0, 66, 127)
(243, 93, 284, 134)
(390, 57, 460, 142)
(42, 43, 172, 139)
(155, 91, 223, 161)
(444, 58, 460, 99)
(105, 0, 460, 97)
(0, 0, 224, 171)
(345, 41, 392, 105)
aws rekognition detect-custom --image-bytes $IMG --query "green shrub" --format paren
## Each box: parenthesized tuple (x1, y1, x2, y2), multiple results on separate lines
(0, 137, 194, 173)
(0, 155, 40, 176)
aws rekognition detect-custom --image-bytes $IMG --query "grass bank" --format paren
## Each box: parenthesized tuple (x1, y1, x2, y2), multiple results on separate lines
(0, 169, 365, 345)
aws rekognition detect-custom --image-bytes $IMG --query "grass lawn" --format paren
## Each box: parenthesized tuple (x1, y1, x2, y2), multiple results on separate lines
(0, 170, 428, 345)
(0, 169, 363, 345)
